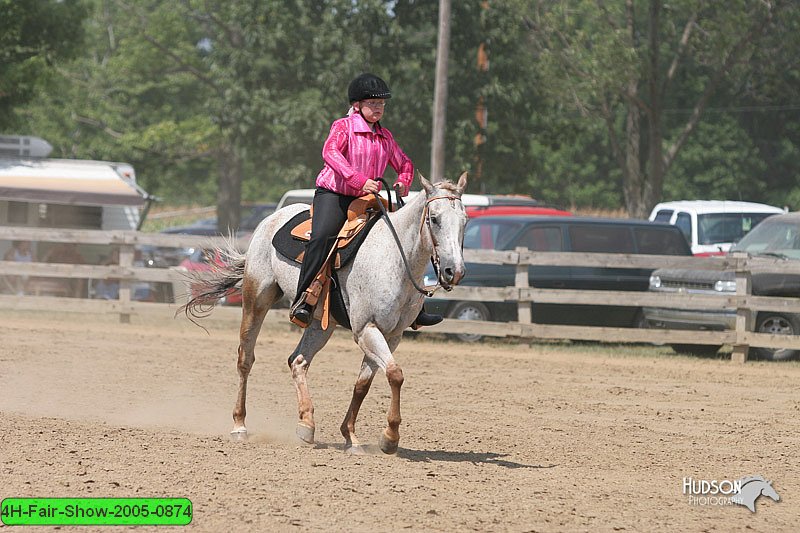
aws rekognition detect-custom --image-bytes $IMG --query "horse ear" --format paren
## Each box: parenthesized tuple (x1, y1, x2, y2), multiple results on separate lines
(456, 171, 468, 193)
(418, 171, 434, 194)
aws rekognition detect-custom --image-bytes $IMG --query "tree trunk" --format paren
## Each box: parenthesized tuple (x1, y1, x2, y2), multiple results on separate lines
(622, 90, 644, 217)
(622, 0, 665, 219)
(621, 0, 646, 218)
(216, 143, 242, 235)
(641, 0, 664, 219)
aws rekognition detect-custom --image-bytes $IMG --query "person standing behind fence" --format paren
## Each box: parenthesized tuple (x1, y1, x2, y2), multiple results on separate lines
(2, 240, 33, 295)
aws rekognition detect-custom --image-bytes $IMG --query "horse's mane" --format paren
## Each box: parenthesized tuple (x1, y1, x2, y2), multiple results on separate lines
(739, 476, 768, 487)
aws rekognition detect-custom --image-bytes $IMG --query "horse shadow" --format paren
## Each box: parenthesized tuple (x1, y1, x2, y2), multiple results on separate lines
(310, 442, 555, 469)
(396, 448, 556, 469)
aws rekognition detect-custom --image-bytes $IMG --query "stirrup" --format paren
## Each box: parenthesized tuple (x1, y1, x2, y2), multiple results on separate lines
(289, 297, 313, 328)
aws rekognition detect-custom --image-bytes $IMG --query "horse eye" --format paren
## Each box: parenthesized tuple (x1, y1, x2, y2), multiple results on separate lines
(430, 215, 439, 225)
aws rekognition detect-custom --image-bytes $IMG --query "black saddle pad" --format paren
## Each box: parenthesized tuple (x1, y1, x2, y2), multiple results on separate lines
(271, 209, 382, 268)
(328, 270, 351, 330)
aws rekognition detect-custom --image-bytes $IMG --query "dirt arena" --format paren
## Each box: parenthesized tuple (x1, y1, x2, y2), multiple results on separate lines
(1, 307, 798, 532)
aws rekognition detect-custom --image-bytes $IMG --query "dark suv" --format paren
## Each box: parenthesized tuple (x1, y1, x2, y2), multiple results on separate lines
(424, 216, 692, 341)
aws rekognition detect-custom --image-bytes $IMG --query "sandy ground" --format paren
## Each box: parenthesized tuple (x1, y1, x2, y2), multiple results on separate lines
(1, 307, 798, 532)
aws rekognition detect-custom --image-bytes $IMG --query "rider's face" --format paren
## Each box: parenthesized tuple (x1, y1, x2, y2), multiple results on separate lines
(356, 99, 386, 123)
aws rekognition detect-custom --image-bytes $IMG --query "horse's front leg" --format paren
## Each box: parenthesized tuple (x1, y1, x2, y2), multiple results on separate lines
(356, 325, 404, 455)
(340, 358, 378, 455)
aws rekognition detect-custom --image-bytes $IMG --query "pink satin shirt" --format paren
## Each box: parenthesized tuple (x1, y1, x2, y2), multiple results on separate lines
(315, 112, 414, 197)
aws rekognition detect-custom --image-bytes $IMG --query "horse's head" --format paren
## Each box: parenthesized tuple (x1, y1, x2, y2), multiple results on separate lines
(419, 171, 468, 289)
(761, 480, 780, 502)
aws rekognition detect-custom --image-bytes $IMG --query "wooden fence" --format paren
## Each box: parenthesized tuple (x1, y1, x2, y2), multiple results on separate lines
(2, 227, 799, 363)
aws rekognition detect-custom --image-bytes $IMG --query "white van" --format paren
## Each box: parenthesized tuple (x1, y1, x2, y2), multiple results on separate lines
(276, 189, 316, 209)
(649, 200, 785, 256)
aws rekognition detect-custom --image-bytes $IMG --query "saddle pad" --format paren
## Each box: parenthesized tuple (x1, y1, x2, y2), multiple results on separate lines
(328, 270, 351, 330)
(272, 209, 383, 268)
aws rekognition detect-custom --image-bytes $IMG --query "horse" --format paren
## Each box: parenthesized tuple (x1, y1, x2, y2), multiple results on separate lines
(730, 476, 780, 512)
(181, 172, 468, 454)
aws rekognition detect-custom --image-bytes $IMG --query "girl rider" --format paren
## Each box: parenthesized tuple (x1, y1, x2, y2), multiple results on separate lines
(290, 73, 442, 329)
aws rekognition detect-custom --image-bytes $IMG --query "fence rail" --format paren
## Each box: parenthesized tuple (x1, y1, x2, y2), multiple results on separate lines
(2, 226, 799, 362)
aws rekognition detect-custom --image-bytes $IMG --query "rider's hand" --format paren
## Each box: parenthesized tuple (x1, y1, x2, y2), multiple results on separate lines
(361, 179, 380, 194)
(393, 182, 408, 196)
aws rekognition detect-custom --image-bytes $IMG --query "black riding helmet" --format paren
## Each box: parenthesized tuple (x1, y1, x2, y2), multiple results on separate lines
(348, 73, 391, 103)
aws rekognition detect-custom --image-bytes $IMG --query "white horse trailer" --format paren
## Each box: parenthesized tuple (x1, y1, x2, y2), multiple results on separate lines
(0, 139, 151, 264)
(0, 157, 150, 232)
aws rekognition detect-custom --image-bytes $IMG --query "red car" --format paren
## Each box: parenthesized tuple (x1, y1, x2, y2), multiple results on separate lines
(465, 204, 572, 219)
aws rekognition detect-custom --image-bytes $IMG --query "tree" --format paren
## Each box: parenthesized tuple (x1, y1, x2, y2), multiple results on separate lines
(21, 0, 409, 232)
(527, 0, 785, 217)
(0, 0, 87, 130)
(20, 0, 798, 219)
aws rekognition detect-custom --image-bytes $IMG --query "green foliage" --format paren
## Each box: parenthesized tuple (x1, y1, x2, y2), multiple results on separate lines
(664, 115, 767, 200)
(8, 0, 800, 218)
(0, 0, 87, 129)
(529, 116, 623, 209)
(523, 0, 794, 215)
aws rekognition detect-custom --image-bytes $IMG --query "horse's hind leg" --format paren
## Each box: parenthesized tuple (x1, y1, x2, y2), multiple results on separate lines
(340, 357, 379, 455)
(355, 327, 404, 455)
(231, 279, 281, 441)
(288, 321, 335, 444)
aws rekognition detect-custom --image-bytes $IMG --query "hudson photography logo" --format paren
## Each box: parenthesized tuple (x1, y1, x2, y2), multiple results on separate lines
(683, 475, 780, 512)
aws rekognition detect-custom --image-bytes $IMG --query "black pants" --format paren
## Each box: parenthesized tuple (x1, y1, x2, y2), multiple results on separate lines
(294, 187, 358, 305)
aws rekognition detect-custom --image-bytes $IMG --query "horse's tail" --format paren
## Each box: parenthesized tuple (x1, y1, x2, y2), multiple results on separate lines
(178, 237, 246, 324)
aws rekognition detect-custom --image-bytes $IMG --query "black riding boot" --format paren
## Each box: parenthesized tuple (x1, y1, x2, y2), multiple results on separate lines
(413, 306, 443, 328)
(289, 189, 353, 328)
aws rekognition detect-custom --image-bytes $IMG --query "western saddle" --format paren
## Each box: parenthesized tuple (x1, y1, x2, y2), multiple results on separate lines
(289, 194, 389, 329)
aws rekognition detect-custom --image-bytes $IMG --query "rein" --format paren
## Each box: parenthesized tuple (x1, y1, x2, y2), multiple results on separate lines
(373, 179, 457, 297)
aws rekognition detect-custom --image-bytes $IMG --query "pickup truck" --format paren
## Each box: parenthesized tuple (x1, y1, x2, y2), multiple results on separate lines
(643, 212, 800, 360)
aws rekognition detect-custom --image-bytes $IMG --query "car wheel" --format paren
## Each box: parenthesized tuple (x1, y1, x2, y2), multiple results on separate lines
(752, 313, 800, 361)
(447, 301, 490, 343)
(670, 344, 722, 356)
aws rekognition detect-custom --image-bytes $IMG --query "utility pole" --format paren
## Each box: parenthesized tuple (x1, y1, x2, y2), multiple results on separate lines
(430, 0, 451, 183)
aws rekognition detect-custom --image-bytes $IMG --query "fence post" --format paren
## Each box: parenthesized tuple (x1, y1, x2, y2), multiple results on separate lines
(731, 252, 751, 363)
(515, 247, 531, 325)
(118, 243, 134, 323)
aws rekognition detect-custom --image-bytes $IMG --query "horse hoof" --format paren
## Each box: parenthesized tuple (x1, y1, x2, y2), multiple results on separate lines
(230, 428, 248, 442)
(296, 423, 315, 444)
(379, 433, 399, 455)
(345, 445, 366, 456)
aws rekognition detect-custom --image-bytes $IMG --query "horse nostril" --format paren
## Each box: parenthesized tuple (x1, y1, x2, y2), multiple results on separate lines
(443, 267, 455, 282)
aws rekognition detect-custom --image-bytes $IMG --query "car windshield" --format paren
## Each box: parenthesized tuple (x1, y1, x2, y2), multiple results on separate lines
(697, 213, 775, 245)
(731, 217, 800, 259)
(463, 219, 524, 250)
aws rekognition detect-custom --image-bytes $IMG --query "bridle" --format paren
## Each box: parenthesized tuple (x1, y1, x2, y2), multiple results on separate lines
(420, 194, 462, 292)
(374, 180, 462, 297)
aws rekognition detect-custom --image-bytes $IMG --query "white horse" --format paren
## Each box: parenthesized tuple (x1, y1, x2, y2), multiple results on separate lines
(182, 173, 468, 454)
